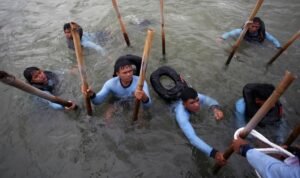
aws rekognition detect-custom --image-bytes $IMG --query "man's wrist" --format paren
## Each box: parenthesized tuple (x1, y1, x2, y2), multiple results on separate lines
(90, 92, 96, 99)
(240, 144, 253, 157)
(142, 97, 149, 103)
(210, 148, 218, 158)
(210, 105, 221, 111)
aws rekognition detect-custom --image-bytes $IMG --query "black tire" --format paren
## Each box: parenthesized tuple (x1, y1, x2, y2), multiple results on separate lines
(150, 66, 187, 101)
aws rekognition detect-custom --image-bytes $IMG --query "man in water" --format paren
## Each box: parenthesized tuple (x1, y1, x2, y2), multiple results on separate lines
(174, 87, 225, 165)
(235, 83, 282, 127)
(235, 83, 286, 143)
(63, 22, 106, 54)
(217, 17, 281, 49)
(23, 66, 76, 110)
(84, 54, 151, 113)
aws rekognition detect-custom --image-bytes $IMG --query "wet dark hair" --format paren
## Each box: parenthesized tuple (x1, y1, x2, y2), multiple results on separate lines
(244, 17, 266, 42)
(180, 87, 198, 102)
(253, 84, 274, 100)
(63, 23, 83, 40)
(23, 66, 40, 83)
(113, 55, 135, 76)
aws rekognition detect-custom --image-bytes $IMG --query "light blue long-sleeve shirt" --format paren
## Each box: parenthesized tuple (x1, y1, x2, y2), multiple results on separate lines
(235, 98, 247, 127)
(92, 76, 151, 108)
(67, 32, 105, 55)
(81, 32, 105, 54)
(37, 91, 64, 110)
(174, 93, 219, 156)
(246, 149, 300, 178)
(221, 28, 281, 48)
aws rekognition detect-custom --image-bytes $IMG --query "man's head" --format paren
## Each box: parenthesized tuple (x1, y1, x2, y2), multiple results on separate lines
(181, 87, 200, 113)
(253, 84, 274, 106)
(248, 17, 264, 33)
(63, 23, 83, 40)
(114, 57, 134, 84)
(23, 67, 48, 85)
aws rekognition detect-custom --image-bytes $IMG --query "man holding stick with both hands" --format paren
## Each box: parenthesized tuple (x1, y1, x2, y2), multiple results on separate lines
(82, 55, 151, 120)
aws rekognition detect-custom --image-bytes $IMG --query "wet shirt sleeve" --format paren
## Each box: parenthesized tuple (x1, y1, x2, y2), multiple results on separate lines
(40, 91, 64, 110)
(246, 149, 300, 178)
(265, 32, 281, 48)
(175, 103, 213, 156)
(81, 33, 105, 54)
(221, 29, 242, 40)
(142, 80, 152, 108)
(198, 93, 219, 108)
(91, 80, 112, 105)
(235, 98, 246, 127)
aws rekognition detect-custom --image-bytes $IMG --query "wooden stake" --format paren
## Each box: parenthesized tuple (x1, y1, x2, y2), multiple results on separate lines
(112, 0, 131, 46)
(132, 29, 154, 121)
(160, 0, 166, 56)
(266, 30, 300, 66)
(70, 22, 92, 116)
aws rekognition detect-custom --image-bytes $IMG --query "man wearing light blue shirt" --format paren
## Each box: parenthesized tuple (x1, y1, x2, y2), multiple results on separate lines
(174, 87, 225, 165)
(217, 17, 281, 49)
(84, 55, 151, 108)
(63, 22, 106, 54)
(23, 66, 76, 110)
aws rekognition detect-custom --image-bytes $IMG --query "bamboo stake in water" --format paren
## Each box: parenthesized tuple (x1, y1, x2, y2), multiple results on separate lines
(132, 29, 154, 121)
(112, 0, 130, 46)
(266, 30, 300, 66)
(160, 0, 166, 56)
(283, 124, 300, 146)
(70, 22, 92, 116)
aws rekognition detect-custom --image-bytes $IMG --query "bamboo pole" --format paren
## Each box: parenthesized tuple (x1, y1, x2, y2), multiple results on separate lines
(266, 30, 300, 66)
(213, 71, 297, 173)
(283, 124, 300, 146)
(70, 22, 92, 116)
(112, 0, 131, 46)
(225, 0, 264, 66)
(160, 0, 166, 56)
(132, 29, 154, 121)
(0, 71, 74, 107)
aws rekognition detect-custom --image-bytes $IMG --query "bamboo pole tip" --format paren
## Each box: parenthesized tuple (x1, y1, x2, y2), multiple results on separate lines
(70, 22, 79, 30)
(147, 29, 155, 33)
(0, 71, 9, 79)
(284, 70, 297, 80)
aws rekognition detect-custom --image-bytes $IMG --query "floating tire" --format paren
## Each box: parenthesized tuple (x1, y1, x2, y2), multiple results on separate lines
(150, 66, 187, 101)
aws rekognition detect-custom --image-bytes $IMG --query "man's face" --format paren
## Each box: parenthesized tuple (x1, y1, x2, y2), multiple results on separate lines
(116, 65, 133, 84)
(64, 29, 72, 40)
(31, 70, 48, 84)
(248, 22, 260, 33)
(183, 97, 200, 113)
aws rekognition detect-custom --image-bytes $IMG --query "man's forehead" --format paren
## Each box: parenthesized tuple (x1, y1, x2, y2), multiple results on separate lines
(119, 65, 133, 70)
(186, 97, 199, 103)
